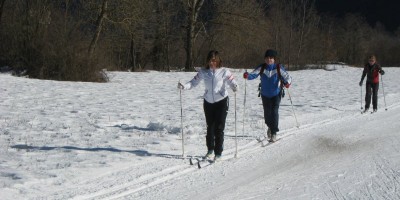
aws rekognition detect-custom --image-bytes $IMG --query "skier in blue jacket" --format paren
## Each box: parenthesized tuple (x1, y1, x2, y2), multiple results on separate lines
(178, 50, 238, 161)
(243, 49, 292, 142)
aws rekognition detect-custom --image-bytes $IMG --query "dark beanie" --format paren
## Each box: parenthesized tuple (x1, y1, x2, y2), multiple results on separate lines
(264, 49, 277, 58)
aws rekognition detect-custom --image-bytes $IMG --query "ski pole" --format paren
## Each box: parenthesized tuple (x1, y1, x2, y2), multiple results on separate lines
(381, 74, 388, 111)
(360, 84, 363, 111)
(242, 71, 247, 137)
(179, 82, 185, 157)
(286, 88, 300, 128)
(234, 92, 238, 158)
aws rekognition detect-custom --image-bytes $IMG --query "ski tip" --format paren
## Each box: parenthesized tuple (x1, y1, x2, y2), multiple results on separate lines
(189, 158, 194, 165)
(263, 138, 282, 145)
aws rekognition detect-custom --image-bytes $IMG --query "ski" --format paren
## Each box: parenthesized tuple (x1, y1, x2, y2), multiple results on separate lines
(261, 138, 282, 147)
(189, 157, 195, 165)
(197, 159, 218, 169)
(256, 136, 268, 143)
(189, 156, 230, 168)
(190, 135, 283, 169)
(197, 158, 215, 169)
(199, 156, 231, 168)
(189, 157, 213, 169)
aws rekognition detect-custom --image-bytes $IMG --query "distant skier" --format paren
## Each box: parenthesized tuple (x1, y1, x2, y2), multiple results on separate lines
(178, 50, 238, 161)
(359, 55, 385, 113)
(243, 49, 292, 142)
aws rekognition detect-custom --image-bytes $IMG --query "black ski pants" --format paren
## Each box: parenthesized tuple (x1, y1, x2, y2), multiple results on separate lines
(365, 82, 379, 110)
(261, 94, 281, 134)
(203, 97, 229, 156)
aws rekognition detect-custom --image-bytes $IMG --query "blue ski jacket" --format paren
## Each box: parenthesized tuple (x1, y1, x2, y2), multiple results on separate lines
(247, 63, 292, 98)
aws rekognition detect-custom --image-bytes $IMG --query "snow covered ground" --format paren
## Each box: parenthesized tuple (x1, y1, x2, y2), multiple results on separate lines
(1, 65, 399, 200)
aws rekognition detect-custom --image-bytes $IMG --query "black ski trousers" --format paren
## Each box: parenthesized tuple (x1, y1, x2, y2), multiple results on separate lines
(365, 82, 379, 110)
(261, 94, 281, 134)
(203, 97, 229, 156)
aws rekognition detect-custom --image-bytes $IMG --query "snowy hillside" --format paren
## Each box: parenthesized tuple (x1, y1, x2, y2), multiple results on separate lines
(1, 66, 399, 199)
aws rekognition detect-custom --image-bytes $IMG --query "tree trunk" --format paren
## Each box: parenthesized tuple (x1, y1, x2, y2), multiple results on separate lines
(130, 35, 136, 71)
(296, 0, 307, 63)
(88, 0, 108, 57)
(287, 0, 294, 70)
(184, 0, 204, 71)
(0, 0, 5, 25)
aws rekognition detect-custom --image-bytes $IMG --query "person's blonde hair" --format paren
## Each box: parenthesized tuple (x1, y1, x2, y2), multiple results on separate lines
(206, 50, 222, 69)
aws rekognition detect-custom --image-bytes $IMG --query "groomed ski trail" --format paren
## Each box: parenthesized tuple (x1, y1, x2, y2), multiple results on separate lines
(41, 102, 400, 200)
(135, 101, 400, 200)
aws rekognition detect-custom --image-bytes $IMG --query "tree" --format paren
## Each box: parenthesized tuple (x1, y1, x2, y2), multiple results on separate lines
(0, 0, 5, 24)
(336, 14, 370, 65)
(103, 0, 153, 71)
(182, 0, 205, 71)
(150, 1, 184, 71)
(296, 0, 316, 64)
(208, 0, 269, 67)
(88, 0, 108, 58)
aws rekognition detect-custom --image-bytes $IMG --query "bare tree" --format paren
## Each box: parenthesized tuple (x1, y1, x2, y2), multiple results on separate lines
(182, 0, 205, 71)
(151, 1, 182, 71)
(296, 0, 317, 64)
(0, 0, 5, 24)
(103, 0, 153, 71)
(267, 0, 319, 68)
(287, 0, 295, 69)
(336, 14, 370, 65)
(209, 0, 269, 67)
(88, 0, 108, 58)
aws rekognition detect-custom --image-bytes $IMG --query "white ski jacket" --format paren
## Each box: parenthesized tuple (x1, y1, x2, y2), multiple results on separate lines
(183, 67, 238, 104)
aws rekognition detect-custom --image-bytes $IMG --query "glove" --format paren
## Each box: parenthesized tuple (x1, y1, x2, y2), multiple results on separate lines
(243, 72, 249, 79)
(359, 81, 363, 86)
(232, 85, 238, 92)
(284, 83, 290, 88)
(177, 82, 184, 90)
(380, 70, 385, 75)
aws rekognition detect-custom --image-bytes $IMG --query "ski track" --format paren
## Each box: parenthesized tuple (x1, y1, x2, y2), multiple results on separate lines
(65, 102, 400, 200)
(2, 68, 399, 200)
(56, 115, 322, 199)
(73, 164, 193, 200)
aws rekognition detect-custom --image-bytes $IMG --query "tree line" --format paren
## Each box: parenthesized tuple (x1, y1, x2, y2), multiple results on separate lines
(0, 0, 399, 82)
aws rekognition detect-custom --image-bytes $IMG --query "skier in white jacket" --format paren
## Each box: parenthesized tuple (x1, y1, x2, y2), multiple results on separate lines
(178, 50, 238, 161)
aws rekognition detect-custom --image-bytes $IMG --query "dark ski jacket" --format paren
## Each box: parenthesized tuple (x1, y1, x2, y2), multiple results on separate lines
(361, 63, 383, 84)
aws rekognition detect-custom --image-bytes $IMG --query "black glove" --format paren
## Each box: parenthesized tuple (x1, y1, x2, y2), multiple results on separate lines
(359, 80, 363, 86)
(380, 70, 385, 75)
(177, 82, 184, 89)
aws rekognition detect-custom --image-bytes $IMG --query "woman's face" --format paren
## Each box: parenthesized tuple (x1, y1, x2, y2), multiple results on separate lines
(264, 56, 275, 65)
(368, 59, 376, 65)
(209, 58, 218, 69)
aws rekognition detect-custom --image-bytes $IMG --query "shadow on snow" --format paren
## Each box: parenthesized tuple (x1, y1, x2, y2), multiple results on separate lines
(10, 144, 187, 159)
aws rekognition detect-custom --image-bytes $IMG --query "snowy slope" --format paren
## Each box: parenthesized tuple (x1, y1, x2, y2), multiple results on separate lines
(0, 66, 399, 200)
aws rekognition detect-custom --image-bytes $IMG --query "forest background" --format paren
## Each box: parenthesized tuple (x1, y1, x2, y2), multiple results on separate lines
(1, 0, 399, 82)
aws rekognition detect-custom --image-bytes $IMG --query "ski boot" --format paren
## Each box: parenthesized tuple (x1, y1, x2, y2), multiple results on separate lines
(214, 154, 222, 162)
(361, 108, 369, 114)
(269, 134, 277, 143)
(204, 150, 213, 159)
(266, 128, 272, 140)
